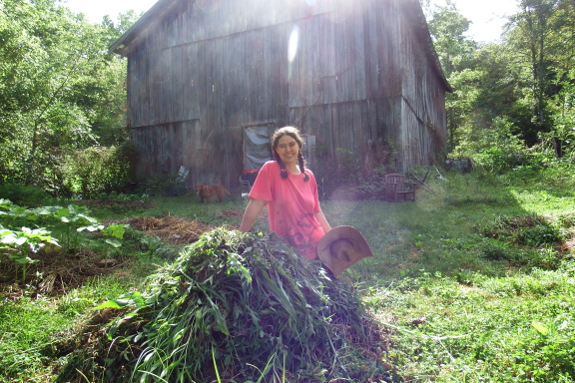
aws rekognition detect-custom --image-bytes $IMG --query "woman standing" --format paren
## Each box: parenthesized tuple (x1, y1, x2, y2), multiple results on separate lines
(239, 126, 331, 259)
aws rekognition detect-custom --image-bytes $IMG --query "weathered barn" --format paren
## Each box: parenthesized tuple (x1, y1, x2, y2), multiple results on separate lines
(111, 0, 451, 190)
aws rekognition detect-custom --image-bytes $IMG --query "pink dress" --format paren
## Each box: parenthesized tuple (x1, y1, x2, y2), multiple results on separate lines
(248, 161, 325, 259)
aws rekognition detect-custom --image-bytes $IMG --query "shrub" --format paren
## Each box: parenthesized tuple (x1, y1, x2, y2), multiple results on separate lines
(137, 171, 188, 196)
(59, 144, 137, 199)
(455, 117, 555, 174)
(0, 183, 54, 207)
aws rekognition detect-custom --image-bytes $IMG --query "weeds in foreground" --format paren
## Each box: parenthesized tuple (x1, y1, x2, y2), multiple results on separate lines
(1, 165, 574, 383)
(56, 229, 395, 383)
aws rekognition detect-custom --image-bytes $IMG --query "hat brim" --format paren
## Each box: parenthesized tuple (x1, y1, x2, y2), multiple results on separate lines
(317, 226, 373, 277)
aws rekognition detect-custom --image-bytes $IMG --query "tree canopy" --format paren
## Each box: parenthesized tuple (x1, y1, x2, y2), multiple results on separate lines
(0, 0, 574, 196)
(424, 0, 575, 166)
(0, 0, 139, 194)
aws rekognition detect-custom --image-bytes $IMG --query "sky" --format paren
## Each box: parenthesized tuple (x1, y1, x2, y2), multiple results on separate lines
(63, 0, 519, 44)
(429, 0, 519, 43)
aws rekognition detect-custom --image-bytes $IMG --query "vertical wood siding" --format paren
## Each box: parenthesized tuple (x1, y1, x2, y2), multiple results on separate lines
(123, 0, 448, 189)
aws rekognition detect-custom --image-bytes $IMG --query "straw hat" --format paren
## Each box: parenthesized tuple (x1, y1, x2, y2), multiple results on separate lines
(317, 226, 374, 277)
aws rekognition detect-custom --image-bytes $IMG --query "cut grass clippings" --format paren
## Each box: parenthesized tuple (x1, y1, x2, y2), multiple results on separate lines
(55, 228, 398, 383)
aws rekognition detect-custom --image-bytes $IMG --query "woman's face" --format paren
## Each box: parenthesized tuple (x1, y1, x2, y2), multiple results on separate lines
(275, 134, 300, 166)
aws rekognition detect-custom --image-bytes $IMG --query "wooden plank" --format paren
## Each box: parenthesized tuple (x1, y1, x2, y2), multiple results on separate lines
(171, 46, 178, 122)
(352, 12, 366, 101)
(148, 51, 158, 126)
(187, 43, 200, 120)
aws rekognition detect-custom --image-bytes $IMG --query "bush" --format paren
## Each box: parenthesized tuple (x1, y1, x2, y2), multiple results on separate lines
(137, 171, 188, 196)
(59, 144, 137, 199)
(454, 117, 555, 174)
(0, 183, 54, 207)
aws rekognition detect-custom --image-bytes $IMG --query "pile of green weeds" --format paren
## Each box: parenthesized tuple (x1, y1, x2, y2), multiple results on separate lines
(56, 228, 395, 383)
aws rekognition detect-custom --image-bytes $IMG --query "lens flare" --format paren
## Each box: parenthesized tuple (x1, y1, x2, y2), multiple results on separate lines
(288, 26, 299, 63)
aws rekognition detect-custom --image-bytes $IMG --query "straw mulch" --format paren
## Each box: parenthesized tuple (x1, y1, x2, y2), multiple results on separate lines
(106, 215, 225, 245)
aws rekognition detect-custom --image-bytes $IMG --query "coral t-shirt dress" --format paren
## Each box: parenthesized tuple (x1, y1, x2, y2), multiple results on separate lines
(248, 161, 325, 259)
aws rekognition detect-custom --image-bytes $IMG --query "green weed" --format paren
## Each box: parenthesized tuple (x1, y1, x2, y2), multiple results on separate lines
(2, 162, 575, 383)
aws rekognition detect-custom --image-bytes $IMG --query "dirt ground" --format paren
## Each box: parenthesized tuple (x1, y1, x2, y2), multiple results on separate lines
(0, 213, 244, 300)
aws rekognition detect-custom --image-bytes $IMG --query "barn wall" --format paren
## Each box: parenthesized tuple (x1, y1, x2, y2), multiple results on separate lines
(128, 16, 294, 188)
(124, 0, 448, 187)
(395, 0, 447, 170)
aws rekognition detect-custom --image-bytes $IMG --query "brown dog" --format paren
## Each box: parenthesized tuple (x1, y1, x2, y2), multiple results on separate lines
(194, 183, 231, 203)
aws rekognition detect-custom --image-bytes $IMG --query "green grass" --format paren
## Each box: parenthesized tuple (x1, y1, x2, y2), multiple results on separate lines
(0, 273, 145, 382)
(0, 165, 574, 382)
(363, 266, 575, 382)
(346, 167, 575, 382)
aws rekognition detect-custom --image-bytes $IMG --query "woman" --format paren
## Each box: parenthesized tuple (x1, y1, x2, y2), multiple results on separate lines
(239, 126, 331, 259)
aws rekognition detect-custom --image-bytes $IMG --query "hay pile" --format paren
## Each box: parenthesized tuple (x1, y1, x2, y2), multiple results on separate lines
(56, 228, 397, 383)
(109, 216, 217, 245)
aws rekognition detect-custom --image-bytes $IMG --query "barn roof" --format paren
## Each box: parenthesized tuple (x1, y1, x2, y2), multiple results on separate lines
(110, 0, 451, 92)
(110, 0, 180, 56)
(403, 1, 453, 92)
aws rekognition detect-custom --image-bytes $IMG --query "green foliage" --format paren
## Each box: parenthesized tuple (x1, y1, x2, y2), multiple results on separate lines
(457, 117, 554, 173)
(137, 171, 188, 196)
(0, 0, 138, 196)
(0, 183, 54, 207)
(97, 191, 150, 202)
(58, 229, 390, 383)
(0, 226, 59, 282)
(0, 199, 130, 282)
(58, 144, 137, 199)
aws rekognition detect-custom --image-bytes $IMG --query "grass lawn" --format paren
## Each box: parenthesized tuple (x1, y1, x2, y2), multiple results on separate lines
(0, 166, 574, 382)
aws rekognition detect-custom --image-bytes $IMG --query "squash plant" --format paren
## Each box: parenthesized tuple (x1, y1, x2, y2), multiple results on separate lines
(0, 226, 59, 283)
(0, 199, 118, 283)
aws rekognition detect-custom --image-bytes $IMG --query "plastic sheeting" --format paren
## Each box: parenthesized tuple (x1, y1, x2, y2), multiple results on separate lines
(244, 125, 272, 171)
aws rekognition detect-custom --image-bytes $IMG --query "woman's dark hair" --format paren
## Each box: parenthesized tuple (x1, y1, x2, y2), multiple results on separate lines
(271, 126, 309, 182)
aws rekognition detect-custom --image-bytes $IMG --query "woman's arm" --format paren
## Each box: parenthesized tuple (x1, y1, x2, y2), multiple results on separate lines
(239, 199, 266, 232)
(315, 210, 332, 234)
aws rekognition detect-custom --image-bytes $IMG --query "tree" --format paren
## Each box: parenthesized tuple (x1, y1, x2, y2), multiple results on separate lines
(506, 0, 560, 144)
(426, 1, 478, 151)
(0, 0, 139, 193)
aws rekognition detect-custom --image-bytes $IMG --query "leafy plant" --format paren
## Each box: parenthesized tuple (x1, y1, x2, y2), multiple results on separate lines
(0, 226, 59, 282)
(58, 229, 392, 383)
(137, 171, 188, 196)
(0, 183, 54, 207)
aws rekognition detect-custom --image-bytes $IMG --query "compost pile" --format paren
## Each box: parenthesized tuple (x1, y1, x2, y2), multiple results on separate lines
(56, 228, 397, 383)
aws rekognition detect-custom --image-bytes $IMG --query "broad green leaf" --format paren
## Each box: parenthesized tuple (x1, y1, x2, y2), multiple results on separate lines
(105, 239, 122, 248)
(56, 208, 70, 218)
(92, 299, 128, 310)
(1, 235, 27, 246)
(78, 214, 99, 224)
(103, 224, 126, 239)
(77, 224, 104, 232)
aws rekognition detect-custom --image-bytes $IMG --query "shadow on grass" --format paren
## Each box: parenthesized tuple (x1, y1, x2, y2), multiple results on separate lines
(322, 171, 572, 284)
